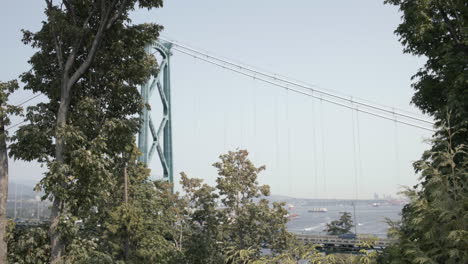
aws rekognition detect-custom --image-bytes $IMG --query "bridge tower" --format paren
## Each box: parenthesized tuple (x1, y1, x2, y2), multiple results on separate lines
(138, 40, 174, 184)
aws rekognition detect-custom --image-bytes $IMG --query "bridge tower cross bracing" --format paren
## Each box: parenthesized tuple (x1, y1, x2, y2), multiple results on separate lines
(138, 40, 174, 184)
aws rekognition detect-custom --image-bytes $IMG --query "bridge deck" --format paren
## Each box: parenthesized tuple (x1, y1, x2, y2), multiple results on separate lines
(296, 234, 393, 248)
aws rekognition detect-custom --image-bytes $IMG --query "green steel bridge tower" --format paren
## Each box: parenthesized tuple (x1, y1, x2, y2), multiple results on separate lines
(138, 40, 174, 184)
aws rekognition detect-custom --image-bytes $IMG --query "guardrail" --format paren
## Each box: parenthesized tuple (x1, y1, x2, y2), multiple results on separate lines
(296, 234, 393, 248)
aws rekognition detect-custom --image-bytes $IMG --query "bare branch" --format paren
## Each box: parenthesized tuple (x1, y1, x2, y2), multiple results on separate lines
(67, 1, 114, 90)
(62, 1, 98, 77)
(62, 0, 130, 94)
(62, 35, 81, 79)
(54, 36, 64, 70)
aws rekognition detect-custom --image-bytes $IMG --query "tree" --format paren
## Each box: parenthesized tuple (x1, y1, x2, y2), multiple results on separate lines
(324, 212, 354, 236)
(8, 144, 186, 264)
(179, 150, 294, 263)
(384, 0, 467, 141)
(379, 126, 468, 264)
(7, 222, 50, 264)
(214, 150, 292, 256)
(94, 145, 184, 264)
(179, 172, 224, 264)
(10, 1, 164, 262)
(384, 0, 467, 196)
(0, 80, 21, 263)
(381, 1, 468, 263)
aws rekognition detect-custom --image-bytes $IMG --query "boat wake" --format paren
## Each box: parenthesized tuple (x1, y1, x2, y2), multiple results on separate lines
(303, 223, 325, 232)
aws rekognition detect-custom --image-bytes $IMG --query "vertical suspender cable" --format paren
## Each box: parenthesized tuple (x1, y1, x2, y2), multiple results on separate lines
(252, 77, 257, 158)
(320, 99, 327, 202)
(351, 106, 359, 200)
(355, 109, 363, 198)
(274, 88, 281, 194)
(223, 102, 227, 151)
(312, 95, 319, 200)
(240, 86, 244, 148)
(355, 108, 363, 233)
(286, 89, 292, 195)
(223, 68, 228, 151)
(274, 89, 280, 171)
(193, 57, 202, 173)
(195, 87, 201, 172)
(351, 105, 359, 234)
(393, 116, 401, 190)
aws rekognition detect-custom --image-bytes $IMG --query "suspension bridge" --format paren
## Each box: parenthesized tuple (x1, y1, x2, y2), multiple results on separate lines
(7, 38, 434, 198)
(8, 38, 434, 246)
(136, 38, 432, 184)
(134, 39, 432, 248)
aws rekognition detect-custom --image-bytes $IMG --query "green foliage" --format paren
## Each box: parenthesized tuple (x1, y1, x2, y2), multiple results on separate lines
(381, 1, 468, 263)
(101, 177, 183, 264)
(380, 127, 468, 264)
(324, 212, 354, 235)
(0, 80, 22, 128)
(49, 145, 183, 264)
(0, 80, 22, 144)
(12, 21, 158, 203)
(179, 172, 224, 264)
(180, 150, 294, 263)
(0, 80, 22, 262)
(214, 150, 291, 253)
(224, 246, 265, 264)
(223, 242, 379, 264)
(384, 0, 467, 160)
(7, 222, 50, 264)
(384, 0, 467, 123)
(269, 243, 323, 264)
(9, 0, 165, 260)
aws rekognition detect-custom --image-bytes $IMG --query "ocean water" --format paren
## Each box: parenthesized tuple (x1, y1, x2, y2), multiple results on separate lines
(286, 203, 403, 238)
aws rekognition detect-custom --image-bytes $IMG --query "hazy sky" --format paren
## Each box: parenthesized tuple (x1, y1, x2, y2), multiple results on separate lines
(1, 1, 433, 199)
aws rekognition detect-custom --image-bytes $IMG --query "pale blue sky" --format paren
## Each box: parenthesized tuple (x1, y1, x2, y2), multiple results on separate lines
(1, 1, 432, 199)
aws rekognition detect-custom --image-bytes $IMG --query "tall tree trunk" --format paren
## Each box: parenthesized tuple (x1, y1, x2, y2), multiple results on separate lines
(45, 3, 121, 262)
(50, 91, 70, 264)
(0, 120, 9, 263)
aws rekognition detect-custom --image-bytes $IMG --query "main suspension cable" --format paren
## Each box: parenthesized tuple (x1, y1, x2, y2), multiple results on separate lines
(13, 93, 43, 107)
(164, 38, 433, 125)
(173, 47, 435, 132)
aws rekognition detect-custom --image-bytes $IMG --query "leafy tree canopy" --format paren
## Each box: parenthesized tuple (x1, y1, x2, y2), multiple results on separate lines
(0, 80, 22, 133)
(324, 212, 354, 236)
(9, 0, 165, 262)
(380, 2, 467, 262)
(180, 150, 294, 263)
(384, 0, 467, 123)
(380, 127, 468, 264)
(0, 80, 22, 263)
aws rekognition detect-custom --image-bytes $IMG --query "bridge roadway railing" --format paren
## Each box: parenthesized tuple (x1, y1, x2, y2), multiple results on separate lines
(296, 234, 393, 249)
